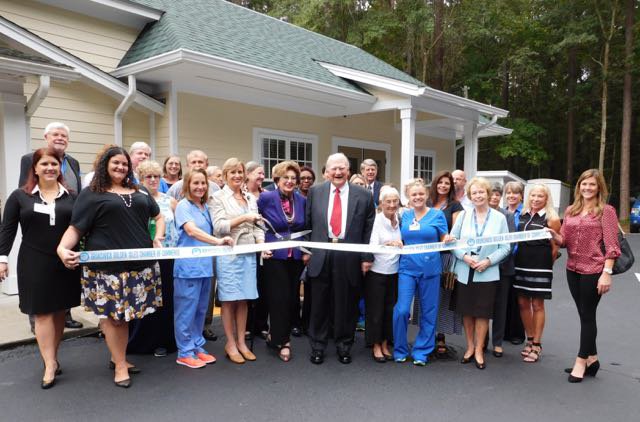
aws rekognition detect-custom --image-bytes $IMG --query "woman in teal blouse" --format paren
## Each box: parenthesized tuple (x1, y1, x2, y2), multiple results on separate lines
(450, 177, 509, 369)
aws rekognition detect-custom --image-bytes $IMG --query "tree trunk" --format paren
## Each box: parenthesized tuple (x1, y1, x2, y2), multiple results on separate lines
(432, 0, 445, 90)
(619, 0, 633, 220)
(566, 47, 577, 183)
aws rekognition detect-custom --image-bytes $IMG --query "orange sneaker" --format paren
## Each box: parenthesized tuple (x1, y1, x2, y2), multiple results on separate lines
(176, 356, 206, 369)
(196, 352, 217, 364)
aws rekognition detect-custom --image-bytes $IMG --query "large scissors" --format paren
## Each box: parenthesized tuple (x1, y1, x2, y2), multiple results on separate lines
(255, 218, 312, 254)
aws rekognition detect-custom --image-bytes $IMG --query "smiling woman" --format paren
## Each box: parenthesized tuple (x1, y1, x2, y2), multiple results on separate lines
(56, 146, 166, 389)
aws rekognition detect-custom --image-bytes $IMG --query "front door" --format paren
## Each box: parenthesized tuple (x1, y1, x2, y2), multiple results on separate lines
(337, 146, 387, 181)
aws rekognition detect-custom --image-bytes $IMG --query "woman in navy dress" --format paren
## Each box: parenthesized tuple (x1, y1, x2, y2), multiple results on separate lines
(257, 161, 306, 362)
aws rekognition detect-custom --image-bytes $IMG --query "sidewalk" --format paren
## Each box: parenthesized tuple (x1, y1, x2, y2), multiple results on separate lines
(0, 293, 100, 349)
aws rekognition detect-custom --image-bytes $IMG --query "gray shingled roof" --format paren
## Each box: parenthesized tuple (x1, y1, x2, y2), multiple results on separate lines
(0, 38, 72, 68)
(121, 0, 425, 93)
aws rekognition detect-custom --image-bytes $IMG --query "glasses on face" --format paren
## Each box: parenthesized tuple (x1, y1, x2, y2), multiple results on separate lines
(144, 175, 161, 180)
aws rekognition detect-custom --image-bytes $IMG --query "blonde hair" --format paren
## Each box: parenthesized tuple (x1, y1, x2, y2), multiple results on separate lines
(466, 177, 492, 199)
(222, 157, 245, 182)
(504, 181, 525, 196)
(567, 169, 608, 217)
(403, 178, 426, 199)
(137, 160, 162, 178)
(523, 184, 558, 220)
(350, 174, 366, 185)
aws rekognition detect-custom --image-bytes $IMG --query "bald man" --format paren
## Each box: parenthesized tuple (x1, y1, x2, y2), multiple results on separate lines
(452, 169, 473, 210)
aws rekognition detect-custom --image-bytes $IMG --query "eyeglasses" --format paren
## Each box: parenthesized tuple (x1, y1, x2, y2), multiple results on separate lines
(144, 175, 161, 180)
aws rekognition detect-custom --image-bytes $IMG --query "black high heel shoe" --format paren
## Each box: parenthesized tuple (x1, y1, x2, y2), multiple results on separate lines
(564, 360, 600, 377)
(460, 354, 474, 364)
(109, 361, 141, 374)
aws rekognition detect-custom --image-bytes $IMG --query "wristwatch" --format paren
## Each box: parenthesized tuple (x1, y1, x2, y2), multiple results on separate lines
(602, 267, 613, 275)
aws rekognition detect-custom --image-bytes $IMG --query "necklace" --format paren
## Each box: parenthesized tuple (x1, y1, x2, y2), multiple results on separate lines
(111, 190, 132, 207)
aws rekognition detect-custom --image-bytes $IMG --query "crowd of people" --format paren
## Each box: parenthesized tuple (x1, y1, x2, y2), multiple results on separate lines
(0, 122, 622, 389)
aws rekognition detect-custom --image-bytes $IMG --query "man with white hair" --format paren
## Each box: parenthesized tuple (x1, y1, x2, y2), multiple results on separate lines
(18, 122, 83, 331)
(167, 150, 219, 200)
(304, 153, 375, 365)
(452, 169, 473, 210)
(128, 141, 170, 192)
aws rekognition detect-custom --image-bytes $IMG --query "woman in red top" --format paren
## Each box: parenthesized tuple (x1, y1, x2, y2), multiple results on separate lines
(549, 169, 620, 383)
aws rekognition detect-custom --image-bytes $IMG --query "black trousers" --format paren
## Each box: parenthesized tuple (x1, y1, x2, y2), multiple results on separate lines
(491, 274, 513, 347)
(262, 258, 305, 346)
(364, 271, 397, 346)
(308, 251, 360, 353)
(566, 270, 601, 359)
(503, 282, 525, 342)
(248, 255, 269, 335)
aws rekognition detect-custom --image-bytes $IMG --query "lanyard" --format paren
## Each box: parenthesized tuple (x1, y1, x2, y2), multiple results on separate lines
(472, 209, 491, 251)
(60, 155, 67, 175)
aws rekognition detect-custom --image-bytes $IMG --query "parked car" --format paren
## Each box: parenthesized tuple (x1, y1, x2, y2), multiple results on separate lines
(631, 196, 640, 233)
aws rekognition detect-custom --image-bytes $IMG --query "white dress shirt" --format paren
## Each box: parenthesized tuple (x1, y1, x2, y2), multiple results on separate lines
(327, 182, 349, 239)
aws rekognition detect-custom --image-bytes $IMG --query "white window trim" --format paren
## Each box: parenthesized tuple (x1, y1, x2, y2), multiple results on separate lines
(414, 148, 436, 183)
(252, 128, 319, 180)
(331, 136, 391, 183)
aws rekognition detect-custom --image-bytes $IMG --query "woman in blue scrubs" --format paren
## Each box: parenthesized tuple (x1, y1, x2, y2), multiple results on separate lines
(393, 179, 448, 366)
(173, 169, 233, 369)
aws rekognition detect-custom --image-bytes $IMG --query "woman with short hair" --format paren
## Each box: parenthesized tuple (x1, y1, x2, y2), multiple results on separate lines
(57, 146, 165, 388)
(366, 186, 402, 362)
(450, 177, 510, 370)
(548, 169, 620, 382)
(257, 161, 306, 362)
(213, 158, 265, 364)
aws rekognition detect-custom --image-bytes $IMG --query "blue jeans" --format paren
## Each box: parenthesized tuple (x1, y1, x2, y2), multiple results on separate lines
(174, 277, 211, 358)
(393, 273, 440, 362)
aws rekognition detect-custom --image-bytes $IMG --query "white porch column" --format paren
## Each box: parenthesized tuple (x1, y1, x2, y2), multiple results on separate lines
(400, 107, 416, 203)
(463, 122, 478, 178)
(0, 75, 29, 295)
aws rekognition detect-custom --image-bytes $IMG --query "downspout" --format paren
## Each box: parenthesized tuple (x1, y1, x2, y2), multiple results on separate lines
(473, 113, 498, 139)
(25, 75, 50, 149)
(114, 75, 137, 147)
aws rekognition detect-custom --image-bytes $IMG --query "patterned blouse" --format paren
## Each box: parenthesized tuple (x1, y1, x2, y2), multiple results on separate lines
(156, 193, 178, 248)
(560, 204, 621, 274)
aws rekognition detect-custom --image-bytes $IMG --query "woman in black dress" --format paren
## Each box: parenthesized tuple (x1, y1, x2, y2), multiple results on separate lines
(0, 148, 80, 389)
(57, 146, 165, 388)
(428, 171, 464, 355)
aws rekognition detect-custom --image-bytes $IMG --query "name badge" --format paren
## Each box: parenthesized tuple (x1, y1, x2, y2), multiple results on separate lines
(409, 221, 420, 231)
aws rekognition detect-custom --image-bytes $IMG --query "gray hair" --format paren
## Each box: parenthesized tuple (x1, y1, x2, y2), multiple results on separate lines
(504, 181, 525, 195)
(360, 159, 377, 173)
(379, 185, 400, 203)
(206, 165, 220, 177)
(245, 161, 263, 175)
(186, 150, 208, 163)
(44, 122, 70, 137)
(129, 141, 151, 155)
(326, 152, 349, 169)
(491, 182, 503, 195)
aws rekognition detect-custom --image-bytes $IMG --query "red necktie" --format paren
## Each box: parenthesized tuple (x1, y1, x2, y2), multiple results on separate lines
(330, 187, 342, 237)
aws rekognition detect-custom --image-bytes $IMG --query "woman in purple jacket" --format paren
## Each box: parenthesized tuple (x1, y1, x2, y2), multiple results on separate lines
(257, 161, 306, 362)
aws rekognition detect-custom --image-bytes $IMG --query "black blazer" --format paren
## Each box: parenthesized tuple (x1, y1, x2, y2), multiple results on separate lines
(304, 181, 375, 285)
(369, 180, 383, 207)
(18, 152, 81, 193)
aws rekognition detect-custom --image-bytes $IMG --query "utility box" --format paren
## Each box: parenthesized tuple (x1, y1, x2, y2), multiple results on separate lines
(475, 170, 526, 208)
(526, 178, 571, 217)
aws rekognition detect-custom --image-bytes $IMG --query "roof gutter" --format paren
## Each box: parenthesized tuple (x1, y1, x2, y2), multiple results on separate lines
(114, 75, 137, 147)
(473, 113, 499, 139)
(24, 75, 50, 151)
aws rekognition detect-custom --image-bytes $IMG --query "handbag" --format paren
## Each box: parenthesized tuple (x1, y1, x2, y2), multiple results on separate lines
(601, 224, 635, 275)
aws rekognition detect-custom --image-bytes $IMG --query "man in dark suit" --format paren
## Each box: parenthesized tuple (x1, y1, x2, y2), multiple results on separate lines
(304, 153, 375, 364)
(360, 158, 383, 207)
(18, 122, 83, 331)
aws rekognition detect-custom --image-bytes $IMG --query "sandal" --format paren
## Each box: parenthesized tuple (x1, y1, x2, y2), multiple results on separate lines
(520, 337, 534, 357)
(278, 344, 292, 362)
(523, 343, 542, 363)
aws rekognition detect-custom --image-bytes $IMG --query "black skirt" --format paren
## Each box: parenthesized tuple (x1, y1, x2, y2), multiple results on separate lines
(17, 244, 80, 315)
(453, 268, 498, 319)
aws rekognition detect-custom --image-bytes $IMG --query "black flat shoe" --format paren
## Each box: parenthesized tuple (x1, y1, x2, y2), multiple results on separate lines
(460, 355, 474, 364)
(338, 352, 352, 364)
(291, 327, 302, 337)
(475, 361, 486, 370)
(492, 350, 503, 358)
(64, 319, 83, 329)
(383, 353, 393, 361)
(109, 361, 141, 374)
(114, 378, 131, 388)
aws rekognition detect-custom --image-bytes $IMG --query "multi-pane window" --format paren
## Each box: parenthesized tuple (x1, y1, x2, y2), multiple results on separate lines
(414, 151, 435, 183)
(255, 130, 316, 179)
